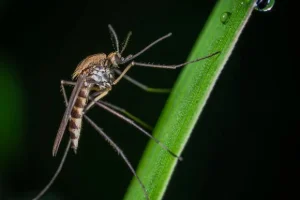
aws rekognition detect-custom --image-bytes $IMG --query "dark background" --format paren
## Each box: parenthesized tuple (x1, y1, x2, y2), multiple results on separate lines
(0, 0, 288, 200)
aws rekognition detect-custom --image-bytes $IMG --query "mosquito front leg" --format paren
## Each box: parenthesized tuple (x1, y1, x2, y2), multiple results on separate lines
(132, 51, 220, 69)
(113, 62, 135, 85)
(114, 69, 171, 93)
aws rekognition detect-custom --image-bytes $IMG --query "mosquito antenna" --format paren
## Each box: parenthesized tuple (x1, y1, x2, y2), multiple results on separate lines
(94, 101, 183, 161)
(121, 33, 172, 64)
(133, 51, 221, 69)
(120, 31, 132, 54)
(33, 140, 71, 200)
(83, 115, 149, 200)
(108, 24, 120, 52)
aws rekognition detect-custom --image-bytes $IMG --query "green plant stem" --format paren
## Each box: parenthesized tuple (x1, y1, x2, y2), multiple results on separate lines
(124, 1, 256, 199)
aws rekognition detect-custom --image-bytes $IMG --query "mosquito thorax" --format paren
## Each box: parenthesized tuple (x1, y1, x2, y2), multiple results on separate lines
(86, 66, 115, 89)
(72, 53, 107, 79)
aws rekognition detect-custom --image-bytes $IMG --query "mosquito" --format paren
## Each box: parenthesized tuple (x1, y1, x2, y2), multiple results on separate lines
(32, 24, 220, 200)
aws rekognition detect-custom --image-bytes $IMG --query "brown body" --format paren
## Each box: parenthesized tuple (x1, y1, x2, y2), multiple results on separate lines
(67, 53, 118, 152)
(68, 85, 90, 151)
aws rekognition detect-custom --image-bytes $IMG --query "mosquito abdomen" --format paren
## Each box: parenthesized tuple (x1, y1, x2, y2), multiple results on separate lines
(68, 86, 90, 153)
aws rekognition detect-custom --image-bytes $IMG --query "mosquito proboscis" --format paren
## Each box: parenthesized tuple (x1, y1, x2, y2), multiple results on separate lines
(32, 24, 220, 200)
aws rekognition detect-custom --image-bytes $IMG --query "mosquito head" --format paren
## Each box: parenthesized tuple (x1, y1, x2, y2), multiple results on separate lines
(108, 24, 172, 66)
(107, 52, 124, 67)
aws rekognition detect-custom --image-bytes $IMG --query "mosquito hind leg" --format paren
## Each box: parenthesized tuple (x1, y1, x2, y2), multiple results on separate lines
(114, 69, 171, 93)
(60, 78, 154, 131)
(32, 80, 76, 200)
(99, 100, 153, 131)
(84, 91, 153, 131)
(93, 101, 183, 161)
(60, 80, 76, 107)
(32, 140, 71, 200)
(61, 80, 76, 86)
(84, 115, 149, 200)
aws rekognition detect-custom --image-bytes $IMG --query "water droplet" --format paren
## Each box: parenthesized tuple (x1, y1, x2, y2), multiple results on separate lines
(255, 0, 275, 12)
(220, 12, 231, 24)
(241, 0, 252, 6)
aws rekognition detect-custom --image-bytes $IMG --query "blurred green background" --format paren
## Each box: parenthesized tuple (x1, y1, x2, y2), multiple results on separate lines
(0, 0, 288, 199)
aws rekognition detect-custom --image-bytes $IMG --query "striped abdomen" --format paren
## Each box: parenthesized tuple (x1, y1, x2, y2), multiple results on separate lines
(68, 86, 90, 153)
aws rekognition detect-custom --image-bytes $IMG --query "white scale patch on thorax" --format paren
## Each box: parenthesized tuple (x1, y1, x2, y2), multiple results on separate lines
(87, 67, 114, 89)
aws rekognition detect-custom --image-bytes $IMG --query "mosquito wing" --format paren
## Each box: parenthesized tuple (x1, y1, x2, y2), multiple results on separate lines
(52, 75, 86, 156)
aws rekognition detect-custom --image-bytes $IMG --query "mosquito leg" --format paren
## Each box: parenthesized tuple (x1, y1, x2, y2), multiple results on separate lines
(93, 101, 183, 161)
(80, 90, 153, 131)
(114, 52, 220, 91)
(113, 62, 135, 85)
(60, 80, 102, 113)
(32, 140, 71, 200)
(61, 79, 150, 199)
(83, 115, 149, 200)
(113, 61, 153, 86)
(84, 90, 109, 112)
(114, 69, 171, 93)
(61, 80, 76, 87)
(60, 84, 99, 115)
(60, 80, 77, 107)
(33, 81, 75, 200)
(99, 100, 153, 131)
(132, 51, 220, 69)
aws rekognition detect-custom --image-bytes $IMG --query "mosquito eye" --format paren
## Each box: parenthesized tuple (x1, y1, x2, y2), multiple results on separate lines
(113, 55, 121, 65)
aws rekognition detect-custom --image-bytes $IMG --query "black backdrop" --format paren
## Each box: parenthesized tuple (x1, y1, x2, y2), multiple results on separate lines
(0, 0, 288, 200)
